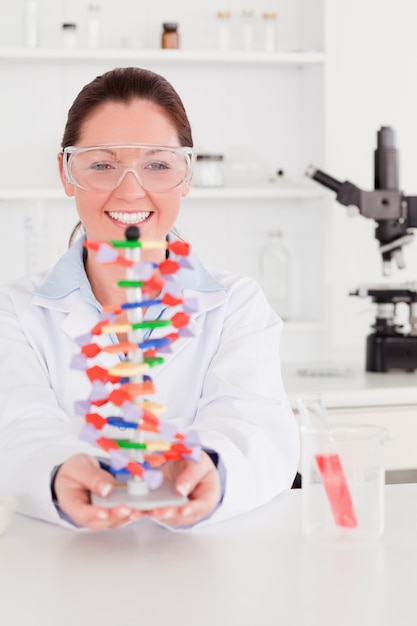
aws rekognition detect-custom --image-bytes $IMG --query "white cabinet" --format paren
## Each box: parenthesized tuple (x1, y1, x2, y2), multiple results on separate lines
(0, 0, 326, 363)
(284, 362, 417, 476)
(293, 404, 417, 481)
(314, 406, 417, 474)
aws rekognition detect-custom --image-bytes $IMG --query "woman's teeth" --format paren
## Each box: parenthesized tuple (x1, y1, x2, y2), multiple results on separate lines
(108, 211, 151, 224)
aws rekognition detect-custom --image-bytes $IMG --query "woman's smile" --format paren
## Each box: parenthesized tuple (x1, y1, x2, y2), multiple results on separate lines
(106, 210, 152, 226)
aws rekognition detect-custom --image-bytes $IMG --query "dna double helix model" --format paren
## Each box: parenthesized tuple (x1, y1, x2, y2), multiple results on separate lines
(71, 226, 201, 508)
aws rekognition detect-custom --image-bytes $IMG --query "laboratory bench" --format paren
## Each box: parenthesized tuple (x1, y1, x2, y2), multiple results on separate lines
(1, 483, 416, 626)
(282, 360, 417, 478)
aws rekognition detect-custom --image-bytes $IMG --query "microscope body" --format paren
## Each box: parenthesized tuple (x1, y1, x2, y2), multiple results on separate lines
(352, 284, 417, 373)
(308, 126, 417, 372)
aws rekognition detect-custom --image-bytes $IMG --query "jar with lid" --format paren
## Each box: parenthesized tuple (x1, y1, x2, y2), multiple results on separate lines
(161, 23, 179, 49)
(262, 12, 277, 52)
(259, 230, 291, 320)
(62, 23, 78, 48)
(216, 11, 231, 51)
(193, 154, 224, 187)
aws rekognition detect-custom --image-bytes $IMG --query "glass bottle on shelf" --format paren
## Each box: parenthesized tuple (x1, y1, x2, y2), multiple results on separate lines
(24, 0, 39, 48)
(161, 23, 179, 49)
(241, 9, 254, 51)
(216, 11, 231, 51)
(262, 12, 277, 52)
(259, 230, 290, 320)
(193, 154, 224, 187)
(87, 4, 101, 48)
(62, 23, 78, 48)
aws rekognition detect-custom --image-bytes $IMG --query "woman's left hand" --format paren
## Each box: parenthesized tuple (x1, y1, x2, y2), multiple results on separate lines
(138, 451, 222, 527)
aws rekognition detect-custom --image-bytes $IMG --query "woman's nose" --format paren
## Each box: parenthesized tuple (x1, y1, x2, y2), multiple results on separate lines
(114, 168, 147, 198)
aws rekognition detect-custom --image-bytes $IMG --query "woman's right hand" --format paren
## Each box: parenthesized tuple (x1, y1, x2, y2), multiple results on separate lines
(53, 453, 144, 530)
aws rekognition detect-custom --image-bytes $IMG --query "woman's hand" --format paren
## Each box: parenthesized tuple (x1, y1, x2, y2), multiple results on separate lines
(54, 451, 221, 531)
(54, 453, 144, 531)
(142, 451, 222, 528)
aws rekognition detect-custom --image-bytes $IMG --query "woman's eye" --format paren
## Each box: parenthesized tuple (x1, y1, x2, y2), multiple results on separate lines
(90, 162, 115, 171)
(145, 161, 169, 171)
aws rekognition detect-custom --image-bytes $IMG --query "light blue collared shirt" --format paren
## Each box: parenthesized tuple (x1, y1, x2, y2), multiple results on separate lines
(36, 235, 224, 307)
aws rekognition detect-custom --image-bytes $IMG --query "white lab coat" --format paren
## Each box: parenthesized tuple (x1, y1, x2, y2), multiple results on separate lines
(0, 237, 299, 529)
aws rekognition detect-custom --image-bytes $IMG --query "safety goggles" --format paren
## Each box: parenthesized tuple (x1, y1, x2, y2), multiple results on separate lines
(62, 144, 194, 193)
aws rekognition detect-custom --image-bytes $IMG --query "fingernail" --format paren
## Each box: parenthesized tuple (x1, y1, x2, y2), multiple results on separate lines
(177, 482, 190, 497)
(118, 506, 131, 518)
(97, 509, 109, 520)
(100, 483, 112, 498)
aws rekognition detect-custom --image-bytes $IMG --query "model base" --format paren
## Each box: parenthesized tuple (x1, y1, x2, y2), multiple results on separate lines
(91, 481, 188, 510)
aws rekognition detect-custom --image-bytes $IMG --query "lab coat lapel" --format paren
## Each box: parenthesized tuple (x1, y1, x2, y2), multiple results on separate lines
(32, 293, 100, 340)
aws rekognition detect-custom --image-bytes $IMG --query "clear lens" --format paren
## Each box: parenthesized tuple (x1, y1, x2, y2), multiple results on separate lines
(64, 144, 193, 193)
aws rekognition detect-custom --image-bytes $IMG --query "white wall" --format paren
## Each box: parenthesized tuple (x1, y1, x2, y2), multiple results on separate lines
(324, 0, 417, 358)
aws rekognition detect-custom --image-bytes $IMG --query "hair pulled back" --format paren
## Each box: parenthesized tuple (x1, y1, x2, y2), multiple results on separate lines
(61, 66, 193, 149)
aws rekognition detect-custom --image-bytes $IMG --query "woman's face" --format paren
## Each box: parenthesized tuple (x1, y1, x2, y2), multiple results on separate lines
(58, 99, 191, 243)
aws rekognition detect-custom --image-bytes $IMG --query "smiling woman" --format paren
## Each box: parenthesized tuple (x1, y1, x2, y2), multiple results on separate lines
(0, 66, 299, 533)
(58, 80, 193, 249)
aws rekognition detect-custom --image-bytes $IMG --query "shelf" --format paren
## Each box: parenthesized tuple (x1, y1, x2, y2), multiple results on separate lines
(0, 184, 325, 201)
(188, 184, 324, 199)
(0, 189, 68, 200)
(0, 47, 325, 66)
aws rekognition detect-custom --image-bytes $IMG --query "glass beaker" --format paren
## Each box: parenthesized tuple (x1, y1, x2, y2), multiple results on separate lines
(301, 422, 386, 546)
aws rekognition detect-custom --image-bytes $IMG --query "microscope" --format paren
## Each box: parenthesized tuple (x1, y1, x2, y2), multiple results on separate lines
(307, 126, 417, 373)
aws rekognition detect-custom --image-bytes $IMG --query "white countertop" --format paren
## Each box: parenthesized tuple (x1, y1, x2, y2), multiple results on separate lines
(282, 360, 417, 409)
(1, 484, 416, 626)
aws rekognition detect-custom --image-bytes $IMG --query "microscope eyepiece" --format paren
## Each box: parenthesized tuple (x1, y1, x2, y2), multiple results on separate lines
(305, 165, 342, 194)
(377, 126, 395, 149)
(375, 125, 399, 190)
